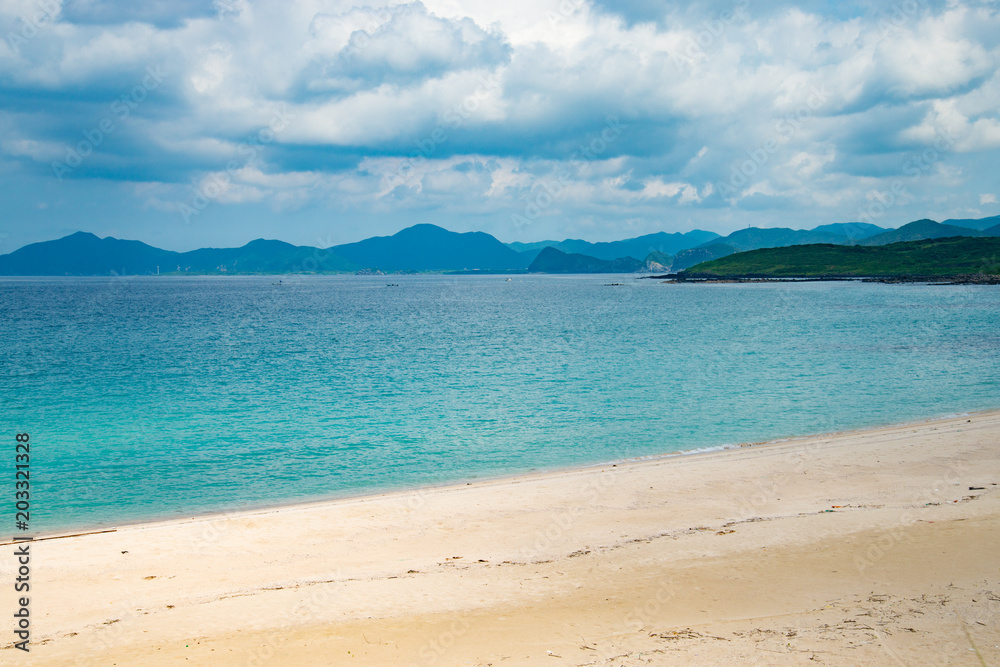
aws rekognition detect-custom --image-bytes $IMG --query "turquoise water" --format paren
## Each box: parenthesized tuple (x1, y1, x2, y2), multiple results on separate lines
(2, 275, 999, 533)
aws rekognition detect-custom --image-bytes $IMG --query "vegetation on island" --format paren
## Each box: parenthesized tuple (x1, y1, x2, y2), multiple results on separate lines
(679, 236, 1000, 280)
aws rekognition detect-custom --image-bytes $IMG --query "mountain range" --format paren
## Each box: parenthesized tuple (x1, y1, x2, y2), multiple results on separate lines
(333, 224, 525, 272)
(527, 247, 644, 273)
(858, 218, 1000, 245)
(1, 216, 999, 275)
(508, 230, 721, 263)
(0, 232, 358, 275)
(940, 214, 1000, 231)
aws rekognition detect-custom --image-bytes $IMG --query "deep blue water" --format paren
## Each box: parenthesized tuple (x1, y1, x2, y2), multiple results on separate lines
(2, 275, 999, 533)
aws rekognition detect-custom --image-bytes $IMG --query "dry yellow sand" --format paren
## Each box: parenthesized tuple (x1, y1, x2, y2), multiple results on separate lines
(3, 412, 1000, 665)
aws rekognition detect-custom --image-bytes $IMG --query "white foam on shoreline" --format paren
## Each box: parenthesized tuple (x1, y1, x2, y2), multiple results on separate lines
(15, 408, 997, 542)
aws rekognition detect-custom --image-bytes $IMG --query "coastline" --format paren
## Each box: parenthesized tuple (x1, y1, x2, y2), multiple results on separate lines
(4, 410, 1000, 664)
(13, 407, 994, 543)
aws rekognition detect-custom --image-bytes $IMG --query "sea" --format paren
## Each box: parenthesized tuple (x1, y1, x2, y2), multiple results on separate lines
(3, 274, 999, 534)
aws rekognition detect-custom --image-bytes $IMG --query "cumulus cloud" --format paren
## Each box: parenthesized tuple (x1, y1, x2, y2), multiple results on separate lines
(309, 2, 510, 85)
(639, 179, 707, 203)
(1, 0, 1000, 248)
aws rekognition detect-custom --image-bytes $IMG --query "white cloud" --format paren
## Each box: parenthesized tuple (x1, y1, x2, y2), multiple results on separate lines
(785, 150, 836, 180)
(189, 44, 233, 94)
(1, 137, 64, 161)
(485, 159, 530, 196)
(873, 7, 993, 100)
(903, 99, 1000, 152)
(981, 193, 998, 204)
(638, 179, 708, 203)
(2, 0, 1000, 244)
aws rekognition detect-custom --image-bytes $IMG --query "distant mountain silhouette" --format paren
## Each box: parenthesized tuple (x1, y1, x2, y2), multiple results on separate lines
(527, 247, 643, 273)
(0, 225, 524, 275)
(809, 222, 887, 239)
(0, 232, 357, 275)
(508, 230, 719, 262)
(505, 239, 561, 254)
(696, 225, 885, 253)
(179, 239, 358, 273)
(2, 215, 997, 276)
(332, 224, 528, 272)
(859, 219, 985, 246)
(941, 214, 1000, 231)
(692, 218, 997, 255)
(0, 232, 177, 275)
(670, 244, 738, 271)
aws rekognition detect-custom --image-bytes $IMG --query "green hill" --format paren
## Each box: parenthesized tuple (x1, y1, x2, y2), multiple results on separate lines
(333, 224, 527, 272)
(680, 237, 1000, 279)
(528, 246, 643, 273)
(671, 243, 737, 271)
(858, 219, 985, 246)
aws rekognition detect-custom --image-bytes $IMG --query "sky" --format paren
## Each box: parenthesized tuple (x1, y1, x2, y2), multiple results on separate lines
(1, 0, 999, 251)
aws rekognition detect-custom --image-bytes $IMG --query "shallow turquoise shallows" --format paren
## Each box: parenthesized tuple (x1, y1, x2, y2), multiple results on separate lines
(2, 275, 999, 533)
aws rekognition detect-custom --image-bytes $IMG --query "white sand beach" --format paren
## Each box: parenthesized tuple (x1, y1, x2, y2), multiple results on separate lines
(3, 411, 1000, 665)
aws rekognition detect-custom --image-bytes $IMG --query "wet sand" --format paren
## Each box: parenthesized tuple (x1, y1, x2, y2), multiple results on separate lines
(3, 411, 999, 665)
